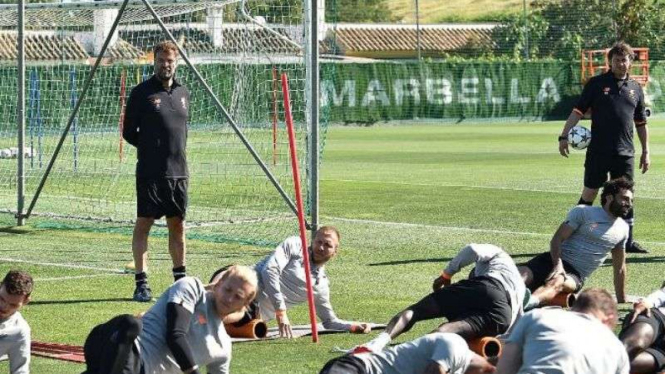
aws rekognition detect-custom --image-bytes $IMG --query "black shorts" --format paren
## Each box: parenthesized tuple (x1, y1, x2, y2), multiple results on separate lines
(522, 252, 584, 292)
(83, 315, 142, 374)
(620, 308, 665, 371)
(430, 276, 512, 336)
(319, 355, 367, 374)
(136, 178, 188, 219)
(584, 152, 634, 189)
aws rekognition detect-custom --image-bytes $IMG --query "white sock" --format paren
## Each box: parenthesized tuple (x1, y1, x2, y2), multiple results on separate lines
(365, 332, 391, 352)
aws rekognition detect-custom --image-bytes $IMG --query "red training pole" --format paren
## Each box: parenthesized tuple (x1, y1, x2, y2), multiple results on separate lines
(281, 72, 318, 343)
(118, 69, 127, 162)
(271, 66, 279, 167)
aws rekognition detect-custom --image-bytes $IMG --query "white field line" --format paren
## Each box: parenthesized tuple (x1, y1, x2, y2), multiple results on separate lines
(0, 257, 125, 273)
(35, 273, 127, 282)
(322, 179, 665, 200)
(324, 216, 665, 246)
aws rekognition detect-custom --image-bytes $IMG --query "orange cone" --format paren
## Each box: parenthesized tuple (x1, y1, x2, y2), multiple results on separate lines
(468, 336, 502, 358)
(224, 319, 268, 339)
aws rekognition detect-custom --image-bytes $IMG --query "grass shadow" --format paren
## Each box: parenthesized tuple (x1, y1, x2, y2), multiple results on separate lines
(0, 226, 33, 234)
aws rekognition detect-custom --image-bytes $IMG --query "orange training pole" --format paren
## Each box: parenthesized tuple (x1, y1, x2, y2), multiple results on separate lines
(281, 72, 318, 343)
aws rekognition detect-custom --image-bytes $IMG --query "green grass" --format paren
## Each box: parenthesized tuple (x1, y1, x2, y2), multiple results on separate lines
(2, 120, 665, 373)
(388, 0, 525, 23)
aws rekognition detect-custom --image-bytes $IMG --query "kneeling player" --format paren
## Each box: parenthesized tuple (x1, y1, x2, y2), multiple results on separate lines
(320, 333, 496, 374)
(82, 265, 257, 374)
(518, 177, 633, 308)
(619, 284, 665, 374)
(359, 243, 527, 353)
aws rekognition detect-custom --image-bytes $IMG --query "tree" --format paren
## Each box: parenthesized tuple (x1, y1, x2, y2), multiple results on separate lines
(325, 0, 395, 23)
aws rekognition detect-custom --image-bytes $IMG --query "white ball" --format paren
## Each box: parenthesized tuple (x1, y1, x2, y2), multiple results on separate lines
(254, 16, 266, 25)
(568, 125, 592, 150)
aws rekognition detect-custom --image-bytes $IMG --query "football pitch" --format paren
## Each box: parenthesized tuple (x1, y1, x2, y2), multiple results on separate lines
(1, 120, 665, 373)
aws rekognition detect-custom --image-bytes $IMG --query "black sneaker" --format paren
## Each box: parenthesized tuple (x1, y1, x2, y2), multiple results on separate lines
(132, 284, 153, 302)
(626, 241, 649, 254)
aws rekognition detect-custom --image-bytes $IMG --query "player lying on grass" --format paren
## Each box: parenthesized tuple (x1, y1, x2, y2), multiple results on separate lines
(320, 332, 496, 374)
(220, 226, 371, 338)
(518, 177, 633, 308)
(357, 243, 528, 353)
(0, 270, 33, 374)
(81, 265, 257, 374)
(496, 288, 629, 374)
(618, 283, 665, 374)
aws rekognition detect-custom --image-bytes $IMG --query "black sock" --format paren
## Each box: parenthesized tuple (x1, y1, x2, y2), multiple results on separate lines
(625, 208, 635, 249)
(135, 272, 148, 287)
(173, 266, 186, 281)
(577, 197, 593, 206)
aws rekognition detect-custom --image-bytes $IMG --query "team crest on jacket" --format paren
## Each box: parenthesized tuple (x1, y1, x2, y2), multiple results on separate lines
(629, 89, 636, 99)
(603, 87, 611, 95)
(151, 97, 161, 109)
(181, 97, 187, 110)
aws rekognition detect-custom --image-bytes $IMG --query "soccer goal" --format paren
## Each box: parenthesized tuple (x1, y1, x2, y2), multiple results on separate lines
(0, 0, 322, 245)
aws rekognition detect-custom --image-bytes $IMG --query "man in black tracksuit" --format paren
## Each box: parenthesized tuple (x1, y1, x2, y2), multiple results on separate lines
(558, 41, 650, 254)
(122, 41, 190, 301)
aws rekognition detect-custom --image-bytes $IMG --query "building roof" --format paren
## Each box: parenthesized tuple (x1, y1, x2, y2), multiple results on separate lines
(0, 33, 88, 61)
(326, 23, 496, 57)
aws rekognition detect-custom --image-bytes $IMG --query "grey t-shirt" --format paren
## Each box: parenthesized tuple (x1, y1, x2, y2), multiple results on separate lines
(0, 312, 30, 374)
(358, 333, 472, 374)
(444, 243, 526, 329)
(560, 205, 628, 280)
(254, 236, 353, 330)
(506, 308, 629, 374)
(137, 277, 231, 374)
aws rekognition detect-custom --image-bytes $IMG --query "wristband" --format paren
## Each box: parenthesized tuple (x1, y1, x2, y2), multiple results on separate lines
(350, 324, 362, 333)
(558, 136, 567, 141)
(440, 271, 452, 280)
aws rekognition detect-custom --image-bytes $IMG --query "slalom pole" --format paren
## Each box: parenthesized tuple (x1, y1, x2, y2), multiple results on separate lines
(272, 66, 278, 167)
(118, 69, 127, 162)
(281, 72, 318, 343)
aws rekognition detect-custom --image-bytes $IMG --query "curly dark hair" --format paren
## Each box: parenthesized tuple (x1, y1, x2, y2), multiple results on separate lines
(600, 177, 634, 206)
(2, 270, 33, 297)
(608, 41, 634, 61)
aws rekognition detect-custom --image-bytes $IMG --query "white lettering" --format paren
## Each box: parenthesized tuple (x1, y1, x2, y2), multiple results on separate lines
(361, 80, 390, 107)
(536, 77, 561, 103)
(510, 78, 530, 104)
(426, 79, 453, 104)
(321, 80, 356, 107)
(459, 78, 479, 104)
(394, 79, 421, 105)
(484, 78, 505, 104)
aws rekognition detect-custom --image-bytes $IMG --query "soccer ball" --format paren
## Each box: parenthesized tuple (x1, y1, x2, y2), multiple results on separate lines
(568, 125, 592, 150)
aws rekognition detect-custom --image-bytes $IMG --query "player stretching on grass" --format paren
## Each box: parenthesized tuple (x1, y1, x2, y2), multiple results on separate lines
(320, 332, 496, 374)
(123, 40, 191, 302)
(558, 41, 650, 254)
(518, 177, 632, 308)
(82, 265, 257, 374)
(496, 288, 629, 374)
(618, 283, 665, 374)
(220, 226, 372, 338)
(358, 243, 527, 353)
(0, 270, 33, 374)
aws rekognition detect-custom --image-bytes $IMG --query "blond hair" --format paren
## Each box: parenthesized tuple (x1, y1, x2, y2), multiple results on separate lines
(317, 225, 340, 241)
(217, 265, 259, 303)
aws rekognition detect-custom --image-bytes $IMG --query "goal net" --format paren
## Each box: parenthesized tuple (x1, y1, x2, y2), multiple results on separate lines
(0, 0, 319, 245)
